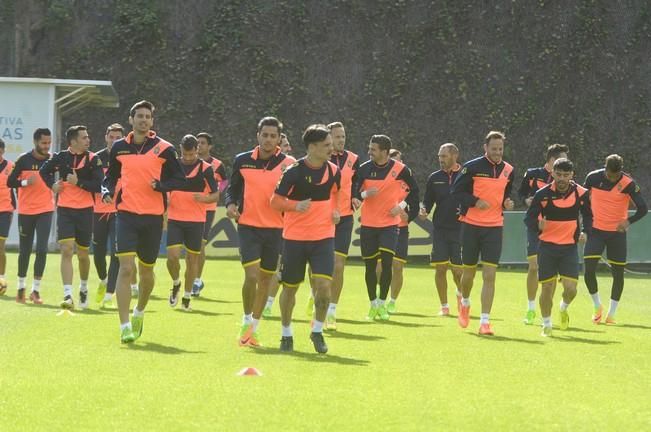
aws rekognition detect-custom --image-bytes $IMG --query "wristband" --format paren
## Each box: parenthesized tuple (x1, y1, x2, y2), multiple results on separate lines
(361, 191, 368, 199)
(398, 201, 407, 210)
(21, 180, 28, 187)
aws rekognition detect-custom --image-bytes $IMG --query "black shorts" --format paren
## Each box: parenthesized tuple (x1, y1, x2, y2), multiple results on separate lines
(461, 223, 503, 267)
(394, 226, 409, 263)
(0, 211, 13, 239)
(430, 227, 462, 267)
(167, 219, 204, 254)
(93, 212, 116, 254)
(203, 210, 216, 242)
(238, 224, 282, 273)
(538, 241, 579, 282)
(280, 238, 335, 287)
(57, 206, 93, 248)
(360, 225, 399, 259)
(526, 228, 540, 258)
(584, 228, 627, 265)
(334, 215, 354, 257)
(116, 211, 163, 266)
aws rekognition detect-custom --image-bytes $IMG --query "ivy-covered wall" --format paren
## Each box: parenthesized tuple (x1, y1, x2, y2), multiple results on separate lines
(2, 0, 650, 200)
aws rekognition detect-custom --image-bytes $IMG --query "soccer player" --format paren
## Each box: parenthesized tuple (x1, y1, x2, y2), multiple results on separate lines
(165, 134, 219, 311)
(524, 158, 592, 336)
(583, 154, 648, 324)
(191, 132, 227, 297)
(8, 128, 54, 304)
(93, 123, 124, 307)
(40, 125, 103, 309)
(451, 131, 515, 335)
(0, 138, 15, 295)
(518, 144, 569, 324)
(262, 133, 296, 317)
(419, 143, 463, 316)
(270, 124, 340, 353)
(102, 100, 196, 343)
(352, 134, 418, 321)
(224, 116, 295, 346)
(384, 149, 419, 314)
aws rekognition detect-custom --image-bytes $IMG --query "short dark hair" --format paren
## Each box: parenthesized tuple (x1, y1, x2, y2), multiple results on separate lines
(129, 100, 155, 118)
(106, 123, 124, 135)
(196, 132, 213, 146)
(33, 128, 51, 142)
(302, 124, 330, 148)
(553, 157, 574, 172)
(257, 116, 283, 134)
(0, 138, 5, 149)
(66, 125, 87, 145)
(370, 134, 392, 153)
(485, 131, 505, 144)
(281, 133, 287, 139)
(546, 144, 569, 162)
(605, 154, 623, 173)
(180, 134, 198, 151)
(328, 122, 344, 130)
(389, 149, 401, 158)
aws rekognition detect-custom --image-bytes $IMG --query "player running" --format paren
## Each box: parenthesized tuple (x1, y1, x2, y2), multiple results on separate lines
(0, 138, 15, 295)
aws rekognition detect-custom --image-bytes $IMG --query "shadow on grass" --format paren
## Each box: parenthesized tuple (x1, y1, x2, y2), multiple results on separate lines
(250, 347, 370, 366)
(565, 326, 605, 334)
(468, 333, 545, 345)
(124, 342, 206, 355)
(176, 309, 232, 317)
(334, 318, 373, 326)
(194, 297, 239, 304)
(618, 323, 651, 330)
(375, 320, 438, 328)
(551, 335, 621, 345)
(327, 330, 386, 342)
(392, 312, 431, 318)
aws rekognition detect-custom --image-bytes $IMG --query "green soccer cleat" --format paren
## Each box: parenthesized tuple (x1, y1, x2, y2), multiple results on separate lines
(378, 304, 390, 321)
(541, 325, 553, 337)
(262, 306, 272, 318)
(386, 301, 397, 314)
(523, 309, 536, 325)
(95, 280, 107, 304)
(325, 313, 337, 331)
(366, 305, 379, 321)
(560, 309, 570, 330)
(121, 327, 136, 344)
(132, 314, 144, 340)
(306, 296, 314, 318)
(239, 323, 253, 346)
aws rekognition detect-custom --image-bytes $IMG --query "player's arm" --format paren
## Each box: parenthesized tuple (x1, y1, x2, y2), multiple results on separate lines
(270, 166, 306, 212)
(194, 166, 220, 203)
(215, 163, 227, 185)
(224, 158, 243, 209)
(7, 155, 25, 188)
(76, 154, 103, 193)
(422, 174, 437, 214)
(451, 164, 479, 208)
(154, 147, 194, 192)
(503, 168, 515, 209)
(101, 145, 121, 201)
(579, 189, 593, 234)
(518, 170, 532, 205)
(38, 152, 60, 189)
(625, 181, 648, 224)
(524, 190, 544, 233)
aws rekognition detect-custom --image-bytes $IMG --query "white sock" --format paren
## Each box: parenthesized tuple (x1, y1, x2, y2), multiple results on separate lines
(80, 280, 88, 292)
(133, 307, 144, 317)
(441, 303, 449, 309)
(480, 313, 490, 324)
(542, 316, 552, 327)
(183, 291, 191, 299)
(389, 297, 396, 303)
(18, 277, 26, 290)
(173, 279, 181, 286)
(455, 289, 462, 297)
(609, 299, 619, 317)
(378, 299, 386, 307)
(312, 320, 324, 333)
(103, 293, 112, 301)
(266, 296, 275, 308)
(461, 297, 471, 307)
(0, 274, 4, 280)
(32, 279, 41, 292)
(559, 301, 569, 311)
(528, 300, 536, 311)
(120, 322, 131, 331)
(328, 303, 337, 315)
(101, 278, 108, 285)
(194, 278, 201, 285)
(243, 314, 253, 325)
(282, 325, 293, 337)
(63, 284, 73, 297)
(371, 299, 378, 308)
(131, 283, 139, 291)
(590, 292, 601, 307)
(252, 318, 260, 331)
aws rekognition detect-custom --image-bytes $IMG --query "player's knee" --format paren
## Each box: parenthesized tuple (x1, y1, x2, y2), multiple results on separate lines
(60, 242, 74, 258)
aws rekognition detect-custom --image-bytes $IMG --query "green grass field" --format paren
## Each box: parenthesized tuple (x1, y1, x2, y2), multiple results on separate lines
(1, 252, 650, 431)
